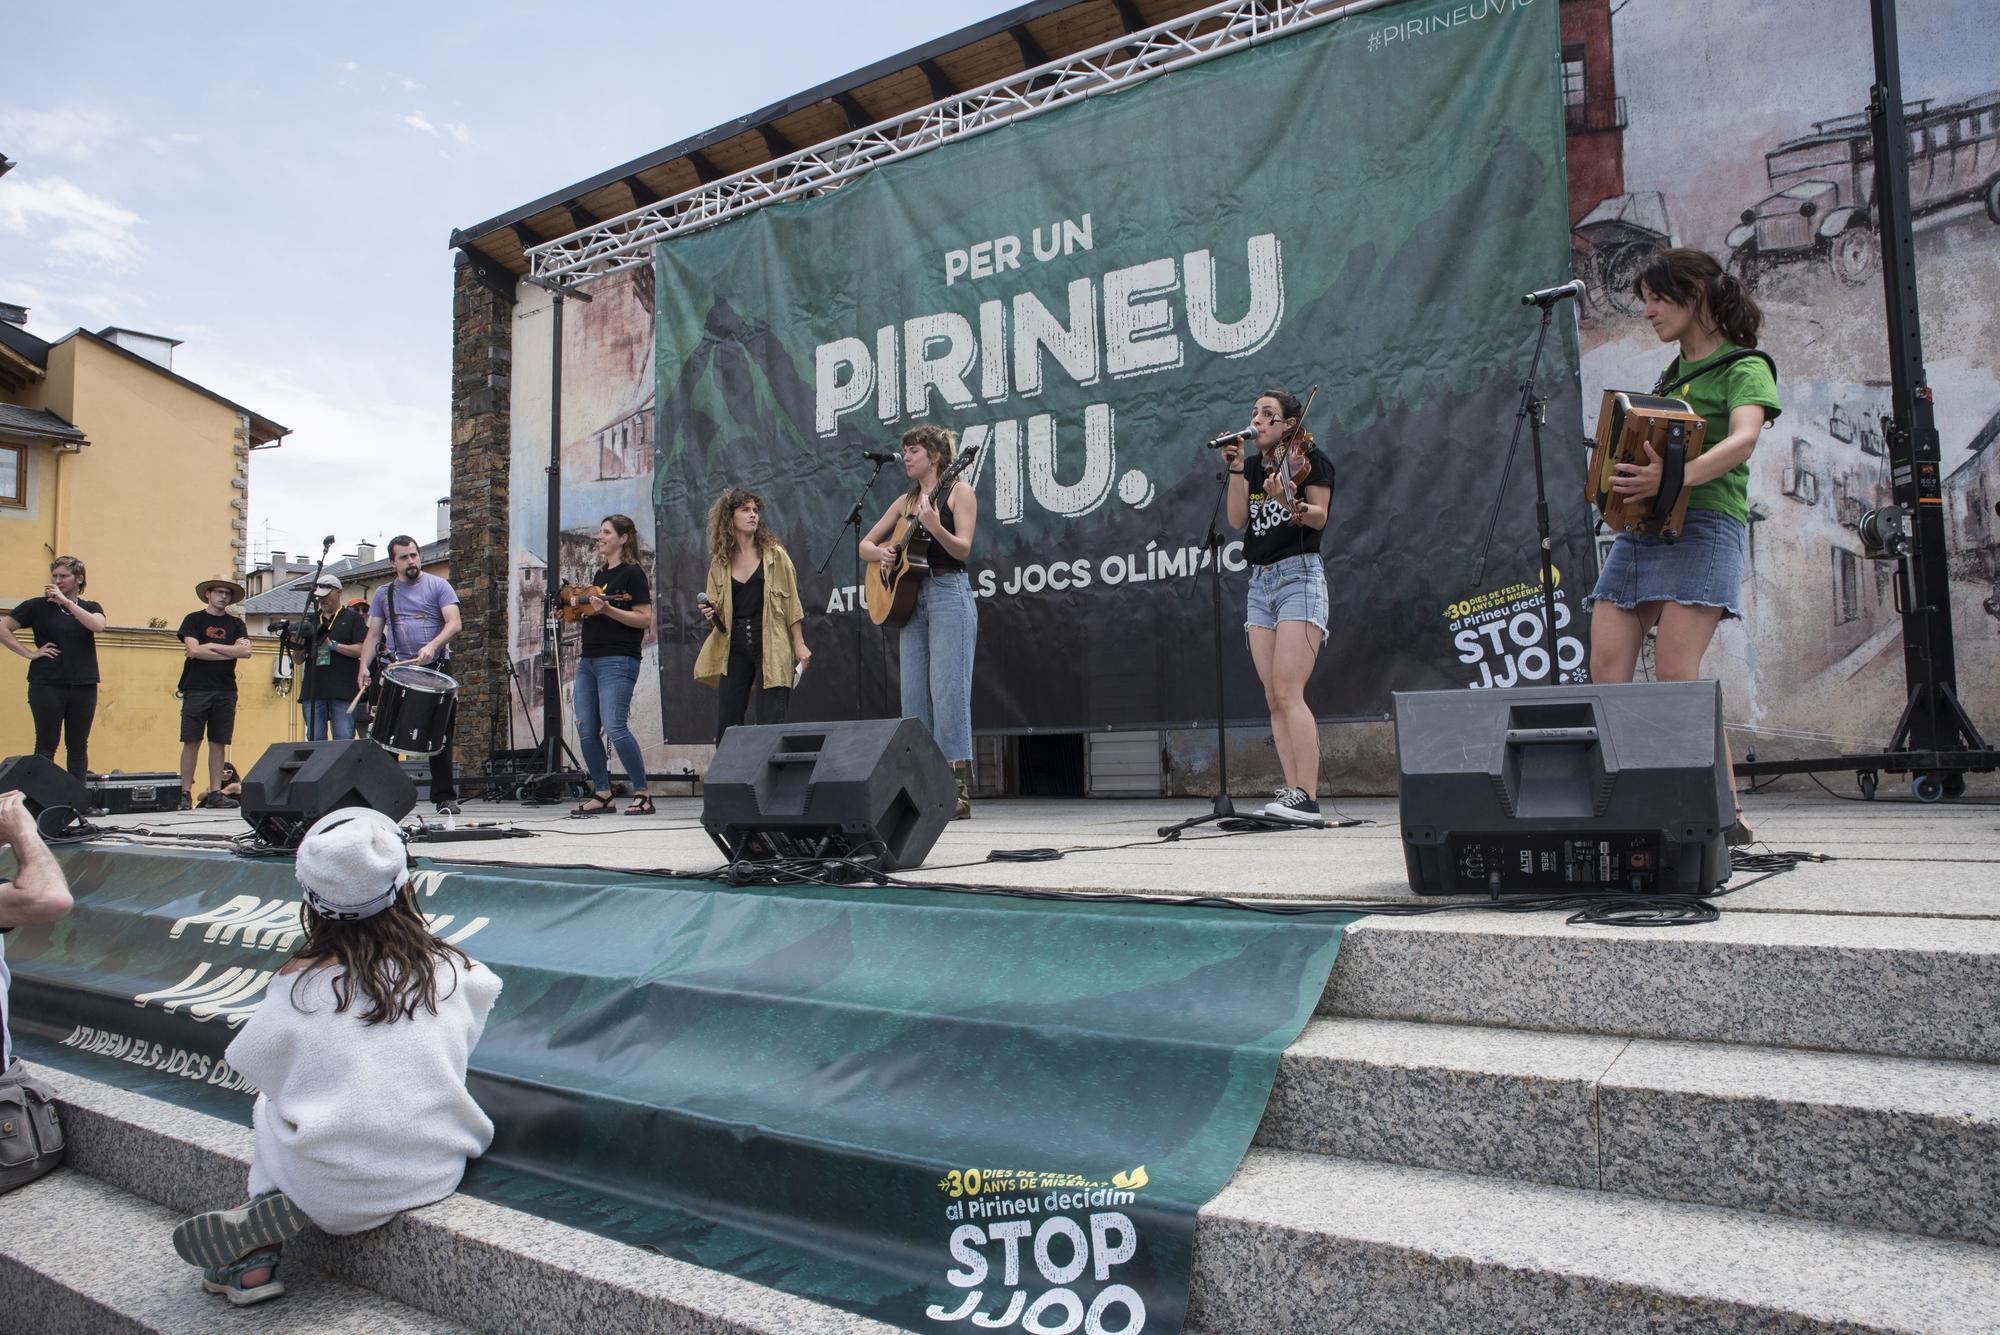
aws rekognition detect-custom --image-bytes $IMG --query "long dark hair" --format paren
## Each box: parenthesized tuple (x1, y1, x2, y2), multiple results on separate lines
(1633, 247, 1763, 348)
(288, 891, 472, 1025)
(1259, 390, 1316, 452)
(901, 424, 957, 503)
(599, 513, 643, 567)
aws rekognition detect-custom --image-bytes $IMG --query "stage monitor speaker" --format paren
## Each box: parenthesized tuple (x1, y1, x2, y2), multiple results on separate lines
(241, 740, 417, 848)
(702, 718, 955, 871)
(0, 754, 91, 823)
(1395, 682, 1731, 895)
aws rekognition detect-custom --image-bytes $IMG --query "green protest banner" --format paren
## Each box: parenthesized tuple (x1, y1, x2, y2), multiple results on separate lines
(652, 0, 1584, 740)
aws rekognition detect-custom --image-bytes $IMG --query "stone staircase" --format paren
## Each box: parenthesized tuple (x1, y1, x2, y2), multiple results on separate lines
(8, 904, 1999, 1332)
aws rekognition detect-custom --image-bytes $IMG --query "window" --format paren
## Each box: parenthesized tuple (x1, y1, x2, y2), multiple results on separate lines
(0, 445, 23, 506)
(1561, 44, 1587, 107)
(1834, 548, 1862, 625)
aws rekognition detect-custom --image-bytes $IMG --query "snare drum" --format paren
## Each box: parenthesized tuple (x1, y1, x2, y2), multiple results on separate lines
(368, 665, 458, 756)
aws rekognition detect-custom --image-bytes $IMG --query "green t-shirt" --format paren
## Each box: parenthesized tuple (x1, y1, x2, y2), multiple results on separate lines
(1659, 342, 1782, 524)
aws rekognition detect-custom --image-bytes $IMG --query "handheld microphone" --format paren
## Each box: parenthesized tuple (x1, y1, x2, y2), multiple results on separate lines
(1206, 428, 1255, 449)
(861, 449, 898, 464)
(696, 592, 716, 613)
(1521, 279, 1586, 308)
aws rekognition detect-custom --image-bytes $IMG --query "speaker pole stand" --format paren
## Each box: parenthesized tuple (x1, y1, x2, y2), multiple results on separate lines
(535, 283, 588, 798)
(1159, 454, 1247, 839)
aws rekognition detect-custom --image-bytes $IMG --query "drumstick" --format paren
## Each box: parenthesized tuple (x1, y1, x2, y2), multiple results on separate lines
(346, 686, 367, 717)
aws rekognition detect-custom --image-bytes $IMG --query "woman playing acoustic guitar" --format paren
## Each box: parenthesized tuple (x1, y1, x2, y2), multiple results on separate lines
(859, 425, 979, 820)
(1222, 390, 1335, 824)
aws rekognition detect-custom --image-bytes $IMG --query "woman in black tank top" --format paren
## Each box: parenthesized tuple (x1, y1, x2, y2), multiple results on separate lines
(860, 424, 979, 819)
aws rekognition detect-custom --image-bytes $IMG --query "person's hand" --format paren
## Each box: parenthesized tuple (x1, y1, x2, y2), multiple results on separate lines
(357, 662, 371, 691)
(879, 550, 898, 576)
(794, 642, 812, 670)
(415, 644, 437, 666)
(0, 790, 37, 844)
(587, 593, 608, 614)
(1222, 439, 1243, 469)
(44, 584, 63, 603)
(32, 642, 60, 660)
(915, 494, 943, 532)
(1610, 441, 1664, 500)
(699, 600, 717, 625)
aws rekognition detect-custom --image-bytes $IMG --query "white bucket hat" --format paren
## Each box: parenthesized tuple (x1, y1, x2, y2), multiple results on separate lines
(294, 807, 411, 920)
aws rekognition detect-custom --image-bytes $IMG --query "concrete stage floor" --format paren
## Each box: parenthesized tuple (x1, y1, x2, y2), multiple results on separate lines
(83, 787, 2000, 921)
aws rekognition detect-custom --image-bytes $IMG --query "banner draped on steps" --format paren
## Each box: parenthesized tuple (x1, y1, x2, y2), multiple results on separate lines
(648, 0, 1580, 740)
(9, 845, 1352, 1334)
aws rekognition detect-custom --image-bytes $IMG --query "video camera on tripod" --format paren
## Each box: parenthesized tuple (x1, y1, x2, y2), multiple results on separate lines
(267, 616, 318, 653)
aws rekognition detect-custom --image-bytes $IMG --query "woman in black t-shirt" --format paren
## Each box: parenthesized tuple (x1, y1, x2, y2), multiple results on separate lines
(0, 556, 107, 782)
(571, 515, 656, 815)
(1221, 392, 1335, 824)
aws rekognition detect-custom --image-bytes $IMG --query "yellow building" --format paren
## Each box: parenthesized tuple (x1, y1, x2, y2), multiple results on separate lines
(1, 309, 294, 777)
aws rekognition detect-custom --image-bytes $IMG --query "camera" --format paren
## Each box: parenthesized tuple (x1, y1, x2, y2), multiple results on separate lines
(269, 618, 316, 651)
(1857, 504, 1912, 562)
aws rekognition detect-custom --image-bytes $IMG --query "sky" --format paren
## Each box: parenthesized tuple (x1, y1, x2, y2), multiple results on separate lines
(2, 0, 1006, 568)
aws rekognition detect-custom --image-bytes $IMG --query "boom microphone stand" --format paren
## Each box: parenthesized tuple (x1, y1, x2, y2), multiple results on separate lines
(816, 454, 893, 718)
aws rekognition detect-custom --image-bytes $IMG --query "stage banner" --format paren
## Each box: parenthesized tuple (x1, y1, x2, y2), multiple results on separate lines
(9, 845, 1352, 1334)
(650, 0, 1587, 741)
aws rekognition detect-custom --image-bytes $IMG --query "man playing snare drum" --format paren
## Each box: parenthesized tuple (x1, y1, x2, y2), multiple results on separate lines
(359, 536, 462, 815)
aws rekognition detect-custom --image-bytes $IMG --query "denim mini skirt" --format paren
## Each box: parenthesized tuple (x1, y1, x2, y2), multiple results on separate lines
(1585, 507, 1748, 620)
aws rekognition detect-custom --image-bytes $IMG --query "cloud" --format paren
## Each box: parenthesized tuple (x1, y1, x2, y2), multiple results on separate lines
(399, 111, 437, 135)
(444, 121, 471, 144)
(5, 275, 141, 331)
(0, 105, 119, 162)
(400, 77, 423, 91)
(0, 175, 143, 269)
(337, 61, 360, 72)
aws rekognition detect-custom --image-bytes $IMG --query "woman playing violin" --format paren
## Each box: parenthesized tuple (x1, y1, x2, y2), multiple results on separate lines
(1222, 390, 1335, 823)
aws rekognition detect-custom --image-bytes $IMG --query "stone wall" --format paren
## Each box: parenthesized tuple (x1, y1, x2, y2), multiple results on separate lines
(448, 252, 516, 779)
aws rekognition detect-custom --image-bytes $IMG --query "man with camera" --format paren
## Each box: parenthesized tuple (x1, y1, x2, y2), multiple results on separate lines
(0, 788, 74, 1195)
(178, 578, 252, 810)
(290, 575, 368, 741)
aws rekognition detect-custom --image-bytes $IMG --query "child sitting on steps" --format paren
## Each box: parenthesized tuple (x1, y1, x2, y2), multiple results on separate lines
(171, 807, 501, 1306)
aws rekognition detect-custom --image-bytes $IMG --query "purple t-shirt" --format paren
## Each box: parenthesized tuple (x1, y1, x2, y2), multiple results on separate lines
(369, 572, 459, 662)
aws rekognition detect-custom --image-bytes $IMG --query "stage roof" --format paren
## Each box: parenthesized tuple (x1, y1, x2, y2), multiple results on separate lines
(447, 0, 1211, 282)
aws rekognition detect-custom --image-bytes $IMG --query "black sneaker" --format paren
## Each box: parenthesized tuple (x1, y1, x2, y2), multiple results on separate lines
(177, 791, 194, 812)
(1261, 788, 1322, 824)
(435, 799, 462, 816)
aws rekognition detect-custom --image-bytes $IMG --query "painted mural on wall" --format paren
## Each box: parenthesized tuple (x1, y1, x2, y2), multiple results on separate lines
(505, 0, 2000, 768)
(1567, 0, 2000, 768)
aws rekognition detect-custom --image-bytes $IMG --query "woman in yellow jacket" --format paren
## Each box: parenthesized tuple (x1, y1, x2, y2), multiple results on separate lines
(695, 487, 810, 741)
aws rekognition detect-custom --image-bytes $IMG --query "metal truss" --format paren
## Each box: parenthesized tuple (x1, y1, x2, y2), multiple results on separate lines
(526, 0, 1395, 287)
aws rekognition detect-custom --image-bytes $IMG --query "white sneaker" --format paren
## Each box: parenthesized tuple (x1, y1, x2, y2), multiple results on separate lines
(1261, 788, 1322, 823)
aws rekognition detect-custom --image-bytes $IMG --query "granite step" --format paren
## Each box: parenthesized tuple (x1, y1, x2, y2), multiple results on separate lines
(1190, 1147, 2000, 1335)
(1322, 910, 2000, 1061)
(39, 1064, 907, 1335)
(0, 1168, 470, 1333)
(1255, 1016, 2000, 1246)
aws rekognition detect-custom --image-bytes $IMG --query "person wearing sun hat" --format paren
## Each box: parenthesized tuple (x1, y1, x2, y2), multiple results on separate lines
(169, 807, 501, 1306)
(177, 577, 251, 810)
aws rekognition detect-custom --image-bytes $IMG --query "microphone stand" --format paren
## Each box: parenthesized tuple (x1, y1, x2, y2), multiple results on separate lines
(1159, 451, 1246, 839)
(292, 536, 335, 730)
(816, 456, 893, 718)
(1471, 298, 1564, 683)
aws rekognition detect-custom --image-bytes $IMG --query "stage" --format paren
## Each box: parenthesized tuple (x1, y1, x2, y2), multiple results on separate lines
(87, 785, 2000, 919)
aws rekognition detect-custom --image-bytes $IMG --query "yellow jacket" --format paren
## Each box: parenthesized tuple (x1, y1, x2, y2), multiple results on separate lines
(694, 543, 804, 690)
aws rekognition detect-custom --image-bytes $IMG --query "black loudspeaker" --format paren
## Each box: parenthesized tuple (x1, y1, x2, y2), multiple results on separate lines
(0, 754, 91, 822)
(241, 741, 417, 848)
(702, 718, 955, 871)
(1395, 682, 1731, 895)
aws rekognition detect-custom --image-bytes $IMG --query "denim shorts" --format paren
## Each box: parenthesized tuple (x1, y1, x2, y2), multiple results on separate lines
(1245, 553, 1329, 633)
(1585, 507, 1747, 620)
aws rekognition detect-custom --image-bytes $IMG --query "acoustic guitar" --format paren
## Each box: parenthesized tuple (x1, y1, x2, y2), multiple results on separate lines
(865, 445, 982, 627)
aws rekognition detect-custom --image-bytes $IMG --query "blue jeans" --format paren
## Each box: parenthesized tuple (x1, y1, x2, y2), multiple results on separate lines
(900, 572, 977, 763)
(575, 654, 648, 794)
(302, 696, 357, 741)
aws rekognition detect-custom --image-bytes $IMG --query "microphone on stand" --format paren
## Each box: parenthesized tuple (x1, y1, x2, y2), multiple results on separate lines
(1206, 428, 1255, 449)
(322, 534, 336, 549)
(861, 450, 898, 464)
(1521, 279, 1586, 308)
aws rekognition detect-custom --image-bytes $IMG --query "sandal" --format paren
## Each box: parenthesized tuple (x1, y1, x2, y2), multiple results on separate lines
(173, 1190, 310, 1270)
(572, 793, 616, 816)
(624, 794, 655, 816)
(202, 1245, 285, 1307)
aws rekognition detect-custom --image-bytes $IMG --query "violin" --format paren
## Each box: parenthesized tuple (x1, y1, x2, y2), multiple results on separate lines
(1269, 384, 1320, 516)
(553, 583, 632, 621)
